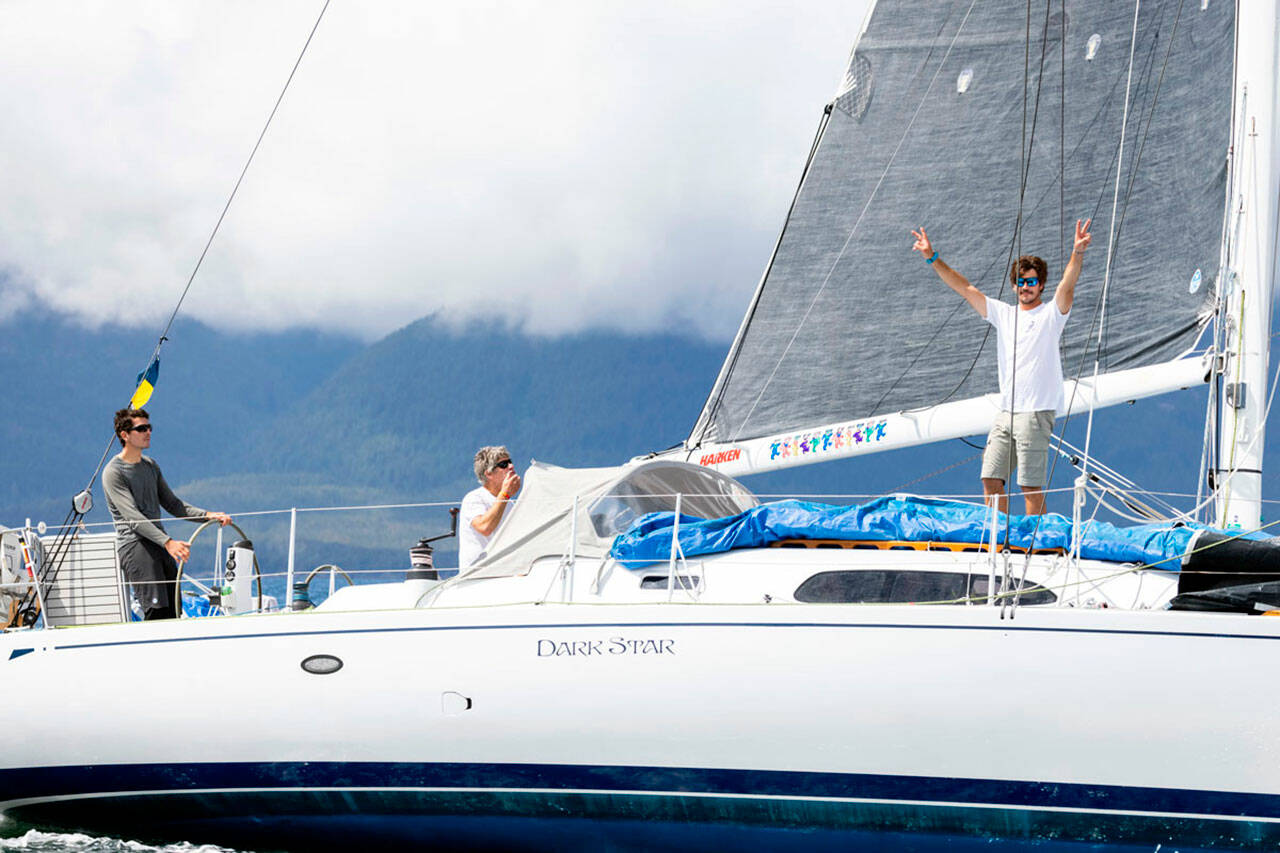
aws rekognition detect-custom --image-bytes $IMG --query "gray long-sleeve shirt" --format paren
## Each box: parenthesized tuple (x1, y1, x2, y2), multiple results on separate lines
(102, 455, 208, 548)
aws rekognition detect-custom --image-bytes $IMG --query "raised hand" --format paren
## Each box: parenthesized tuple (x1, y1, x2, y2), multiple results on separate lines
(1073, 218, 1092, 254)
(911, 227, 933, 259)
(501, 470, 521, 498)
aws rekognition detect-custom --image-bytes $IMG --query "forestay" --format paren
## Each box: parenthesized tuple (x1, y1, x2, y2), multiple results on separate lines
(688, 0, 1231, 454)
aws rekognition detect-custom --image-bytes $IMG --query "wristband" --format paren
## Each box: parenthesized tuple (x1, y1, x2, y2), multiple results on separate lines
(926, 251, 938, 264)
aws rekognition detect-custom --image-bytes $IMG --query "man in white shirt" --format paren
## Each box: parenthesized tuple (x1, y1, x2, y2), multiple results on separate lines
(911, 219, 1092, 515)
(458, 446, 521, 567)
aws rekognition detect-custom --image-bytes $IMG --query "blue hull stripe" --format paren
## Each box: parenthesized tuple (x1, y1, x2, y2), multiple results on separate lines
(3, 761, 1280, 820)
(28, 619, 1280, 655)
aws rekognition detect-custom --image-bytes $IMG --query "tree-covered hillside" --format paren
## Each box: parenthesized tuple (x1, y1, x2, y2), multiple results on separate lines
(3, 308, 1266, 596)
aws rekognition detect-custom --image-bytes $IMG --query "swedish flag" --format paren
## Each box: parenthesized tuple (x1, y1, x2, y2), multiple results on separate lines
(130, 358, 160, 408)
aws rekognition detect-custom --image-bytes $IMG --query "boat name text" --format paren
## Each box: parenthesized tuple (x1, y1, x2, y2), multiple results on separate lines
(537, 637, 676, 657)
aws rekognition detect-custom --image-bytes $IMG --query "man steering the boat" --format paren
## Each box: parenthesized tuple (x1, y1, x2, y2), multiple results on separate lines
(103, 408, 232, 620)
(911, 219, 1092, 515)
(458, 446, 521, 568)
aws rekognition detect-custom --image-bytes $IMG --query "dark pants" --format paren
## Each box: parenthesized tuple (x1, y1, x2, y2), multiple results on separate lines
(118, 538, 180, 620)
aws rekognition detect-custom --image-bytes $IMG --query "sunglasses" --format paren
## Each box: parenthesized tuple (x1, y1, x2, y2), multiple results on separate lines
(1016, 277, 1040, 288)
(492, 459, 512, 470)
(128, 424, 153, 433)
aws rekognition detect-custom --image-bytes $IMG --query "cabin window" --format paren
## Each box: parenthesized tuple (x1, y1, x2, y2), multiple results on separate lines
(640, 574, 701, 591)
(969, 575, 1057, 606)
(588, 462, 756, 537)
(794, 570, 1056, 605)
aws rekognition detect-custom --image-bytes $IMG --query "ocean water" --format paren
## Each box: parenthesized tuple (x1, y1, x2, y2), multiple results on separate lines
(0, 823, 1223, 853)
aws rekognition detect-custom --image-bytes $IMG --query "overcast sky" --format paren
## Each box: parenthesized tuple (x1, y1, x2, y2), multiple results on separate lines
(0, 1, 871, 342)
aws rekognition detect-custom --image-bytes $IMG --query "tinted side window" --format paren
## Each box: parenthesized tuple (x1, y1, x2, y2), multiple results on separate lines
(795, 571, 968, 604)
(794, 571, 1057, 605)
(969, 575, 1057, 605)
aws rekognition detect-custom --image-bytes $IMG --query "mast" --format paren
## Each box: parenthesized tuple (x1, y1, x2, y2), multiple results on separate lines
(1214, 4, 1279, 531)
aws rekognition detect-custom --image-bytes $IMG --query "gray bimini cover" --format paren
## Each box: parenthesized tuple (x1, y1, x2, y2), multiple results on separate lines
(463, 459, 759, 579)
(690, 0, 1231, 447)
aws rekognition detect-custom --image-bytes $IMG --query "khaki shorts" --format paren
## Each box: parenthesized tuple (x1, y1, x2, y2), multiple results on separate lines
(981, 410, 1055, 488)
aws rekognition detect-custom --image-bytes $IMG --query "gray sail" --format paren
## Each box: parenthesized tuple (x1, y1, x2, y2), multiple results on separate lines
(690, 0, 1230, 448)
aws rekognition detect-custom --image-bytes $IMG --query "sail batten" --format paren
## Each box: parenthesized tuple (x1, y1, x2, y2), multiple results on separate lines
(688, 0, 1233, 464)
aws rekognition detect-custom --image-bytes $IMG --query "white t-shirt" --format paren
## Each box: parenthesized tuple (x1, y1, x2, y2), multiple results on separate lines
(984, 296, 1070, 413)
(458, 486, 497, 568)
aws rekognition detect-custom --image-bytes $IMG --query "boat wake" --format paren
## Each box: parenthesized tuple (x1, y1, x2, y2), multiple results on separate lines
(0, 829, 240, 853)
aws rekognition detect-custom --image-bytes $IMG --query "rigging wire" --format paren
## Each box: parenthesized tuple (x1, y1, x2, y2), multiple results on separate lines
(1011, 0, 1154, 615)
(886, 452, 983, 495)
(1011, 0, 1201, 614)
(695, 3, 968, 445)
(999, 0, 1050, 619)
(1042, 0, 1184, 490)
(1079, 0, 1144, 473)
(88, 0, 333, 497)
(726, 0, 981, 443)
(1200, 13, 1250, 520)
(14, 0, 331, 628)
(1000, 0, 1052, 548)
(871, 4, 1141, 418)
(1059, 0, 1066, 272)
(688, 105, 833, 451)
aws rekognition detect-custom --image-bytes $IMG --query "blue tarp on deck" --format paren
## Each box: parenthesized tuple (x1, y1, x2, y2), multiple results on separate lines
(608, 496, 1255, 570)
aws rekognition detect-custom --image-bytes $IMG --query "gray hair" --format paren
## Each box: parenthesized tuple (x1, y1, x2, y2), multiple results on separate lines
(473, 446, 511, 484)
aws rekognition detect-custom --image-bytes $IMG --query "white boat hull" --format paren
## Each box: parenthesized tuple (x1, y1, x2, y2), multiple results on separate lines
(2, 603, 1279, 849)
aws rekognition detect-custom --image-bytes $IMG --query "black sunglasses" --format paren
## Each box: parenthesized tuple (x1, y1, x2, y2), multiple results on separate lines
(492, 459, 512, 470)
(128, 424, 153, 433)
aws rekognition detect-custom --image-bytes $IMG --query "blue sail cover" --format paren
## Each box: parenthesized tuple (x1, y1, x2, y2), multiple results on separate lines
(609, 497, 1259, 570)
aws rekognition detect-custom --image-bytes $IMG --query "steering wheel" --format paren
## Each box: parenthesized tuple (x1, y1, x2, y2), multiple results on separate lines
(173, 520, 264, 616)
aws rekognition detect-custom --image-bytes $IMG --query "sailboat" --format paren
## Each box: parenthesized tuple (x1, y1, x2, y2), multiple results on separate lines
(3, 1, 1280, 850)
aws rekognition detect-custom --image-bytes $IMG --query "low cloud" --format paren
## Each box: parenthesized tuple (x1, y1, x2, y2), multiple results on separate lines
(0, 0, 867, 341)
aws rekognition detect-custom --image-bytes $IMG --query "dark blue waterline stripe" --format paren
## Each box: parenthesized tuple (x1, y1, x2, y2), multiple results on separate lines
(16, 793, 1268, 853)
(7, 648, 32, 660)
(2, 762, 1279, 822)
(34, 618, 1280, 655)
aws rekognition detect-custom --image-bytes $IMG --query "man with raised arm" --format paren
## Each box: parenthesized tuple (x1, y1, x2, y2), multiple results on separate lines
(911, 220, 1092, 515)
(103, 407, 232, 620)
(458, 446, 522, 568)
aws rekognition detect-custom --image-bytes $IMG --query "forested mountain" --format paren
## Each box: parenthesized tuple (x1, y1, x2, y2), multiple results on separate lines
(1, 308, 1259, 588)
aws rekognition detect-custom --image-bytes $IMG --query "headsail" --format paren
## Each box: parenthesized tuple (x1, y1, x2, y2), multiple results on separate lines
(688, 0, 1231, 468)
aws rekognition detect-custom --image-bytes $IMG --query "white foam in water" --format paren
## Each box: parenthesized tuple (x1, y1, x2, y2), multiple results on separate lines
(0, 830, 241, 853)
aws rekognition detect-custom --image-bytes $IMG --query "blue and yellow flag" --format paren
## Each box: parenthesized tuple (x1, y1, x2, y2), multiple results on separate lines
(130, 358, 160, 408)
